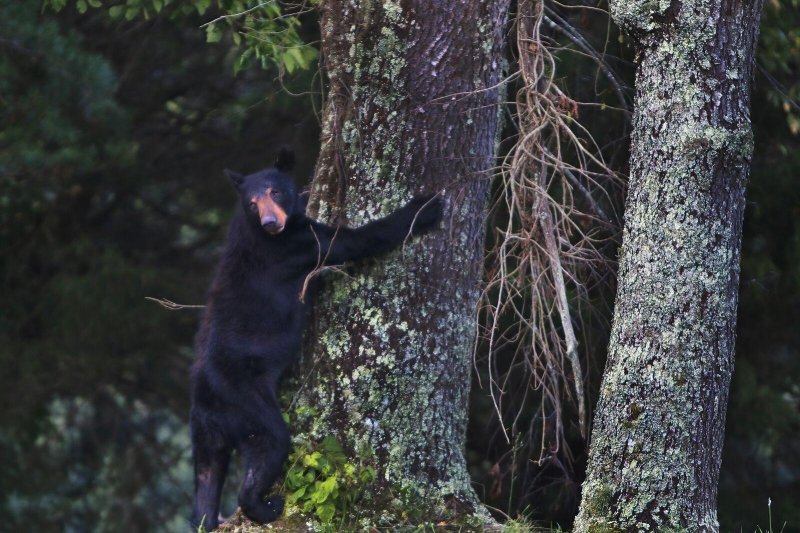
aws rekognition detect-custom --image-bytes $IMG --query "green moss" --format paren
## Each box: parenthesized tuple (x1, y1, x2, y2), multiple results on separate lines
(583, 483, 614, 516)
(608, 0, 674, 34)
(586, 525, 625, 533)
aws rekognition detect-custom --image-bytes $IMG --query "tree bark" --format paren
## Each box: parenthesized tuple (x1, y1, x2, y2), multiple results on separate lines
(573, 0, 764, 530)
(299, 0, 509, 521)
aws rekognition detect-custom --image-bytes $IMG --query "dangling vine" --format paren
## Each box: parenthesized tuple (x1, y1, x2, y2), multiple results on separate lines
(479, 0, 625, 473)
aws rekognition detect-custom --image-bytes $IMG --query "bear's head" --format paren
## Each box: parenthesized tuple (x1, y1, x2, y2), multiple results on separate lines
(225, 148, 298, 235)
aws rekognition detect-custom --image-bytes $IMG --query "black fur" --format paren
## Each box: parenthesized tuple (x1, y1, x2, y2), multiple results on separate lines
(189, 154, 442, 530)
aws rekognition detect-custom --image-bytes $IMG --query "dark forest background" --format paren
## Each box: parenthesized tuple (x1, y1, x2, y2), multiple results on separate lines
(1, 1, 798, 531)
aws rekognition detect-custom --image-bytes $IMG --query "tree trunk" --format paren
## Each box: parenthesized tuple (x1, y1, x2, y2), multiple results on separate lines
(573, 0, 764, 530)
(299, 0, 509, 522)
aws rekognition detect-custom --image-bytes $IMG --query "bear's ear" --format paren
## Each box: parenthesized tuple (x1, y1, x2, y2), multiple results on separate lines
(274, 146, 295, 172)
(224, 168, 244, 186)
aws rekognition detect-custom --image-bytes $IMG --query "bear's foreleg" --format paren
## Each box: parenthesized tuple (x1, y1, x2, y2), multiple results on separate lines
(310, 194, 443, 265)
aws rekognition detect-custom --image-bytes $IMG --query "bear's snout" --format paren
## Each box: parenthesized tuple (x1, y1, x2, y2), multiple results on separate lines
(262, 216, 282, 234)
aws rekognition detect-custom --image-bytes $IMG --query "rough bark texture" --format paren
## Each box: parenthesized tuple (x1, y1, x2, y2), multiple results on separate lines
(299, 0, 509, 519)
(573, 0, 764, 530)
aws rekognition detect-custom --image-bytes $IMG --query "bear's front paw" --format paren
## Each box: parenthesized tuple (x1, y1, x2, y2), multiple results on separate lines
(407, 194, 443, 235)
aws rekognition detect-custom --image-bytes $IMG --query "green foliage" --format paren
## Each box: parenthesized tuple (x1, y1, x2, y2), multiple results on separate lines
(0, 4, 198, 530)
(204, 2, 319, 75)
(44, 0, 318, 74)
(284, 435, 377, 526)
(758, 0, 800, 134)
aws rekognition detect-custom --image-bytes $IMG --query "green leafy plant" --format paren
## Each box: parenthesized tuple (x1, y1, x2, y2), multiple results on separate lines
(44, 0, 318, 74)
(283, 435, 377, 525)
(202, 1, 318, 74)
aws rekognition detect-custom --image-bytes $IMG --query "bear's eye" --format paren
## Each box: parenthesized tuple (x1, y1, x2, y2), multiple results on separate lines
(249, 202, 259, 213)
(270, 190, 283, 200)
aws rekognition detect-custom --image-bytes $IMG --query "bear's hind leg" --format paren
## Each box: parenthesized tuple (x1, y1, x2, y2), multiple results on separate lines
(237, 408, 290, 524)
(190, 421, 231, 531)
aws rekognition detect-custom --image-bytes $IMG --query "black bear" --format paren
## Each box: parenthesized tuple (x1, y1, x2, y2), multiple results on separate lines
(189, 148, 442, 531)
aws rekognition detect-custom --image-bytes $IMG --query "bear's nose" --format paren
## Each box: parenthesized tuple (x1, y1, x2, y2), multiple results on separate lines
(262, 216, 280, 232)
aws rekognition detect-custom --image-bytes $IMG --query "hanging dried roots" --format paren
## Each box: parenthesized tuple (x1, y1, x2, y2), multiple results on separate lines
(478, 0, 622, 469)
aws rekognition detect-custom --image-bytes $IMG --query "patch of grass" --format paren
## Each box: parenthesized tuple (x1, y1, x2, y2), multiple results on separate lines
(755, 498, 787, 533)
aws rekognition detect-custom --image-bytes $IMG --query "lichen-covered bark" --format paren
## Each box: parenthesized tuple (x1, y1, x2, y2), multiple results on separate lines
(299, 0, 509, 521)
(573, 0, 764, 531)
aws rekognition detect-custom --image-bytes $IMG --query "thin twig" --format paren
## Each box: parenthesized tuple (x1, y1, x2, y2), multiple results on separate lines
(144, 297, 205, 310)
(299, 225, 346, 302)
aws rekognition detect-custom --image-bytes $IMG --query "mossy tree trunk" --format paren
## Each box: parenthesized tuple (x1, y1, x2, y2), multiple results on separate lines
(299, 0, 509, 522)
(573, 0, 764, 531)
